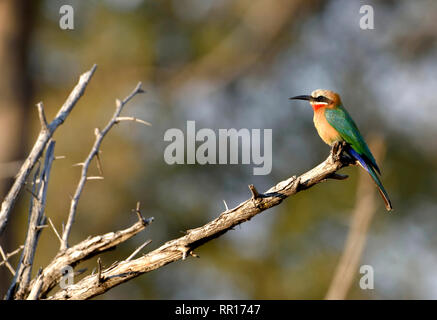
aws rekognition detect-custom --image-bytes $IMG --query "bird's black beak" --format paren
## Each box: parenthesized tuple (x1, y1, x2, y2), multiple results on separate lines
(289, 95, 314, 102)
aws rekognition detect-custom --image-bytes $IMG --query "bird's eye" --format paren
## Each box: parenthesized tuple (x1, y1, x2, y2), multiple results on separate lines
(317, 96, 325, 102)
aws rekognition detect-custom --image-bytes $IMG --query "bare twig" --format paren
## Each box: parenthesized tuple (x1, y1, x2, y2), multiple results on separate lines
(0, 64, 97, 236)
(133, 201, 144, 223)
(126, 240, 152, 262)
(60, 82, 146, 251)
(86, 176, 104, 181)
(36, 102, 49, 132)
(48, 144, 353, 300)
(95, 152, 103, 176)
(222, 200, 229, 212)
(96, 258, 103, 285)
(115, 116, 151, 127)
(325, 138, 385, 300)
(47, 217, 62, 244)
(0, 245, 24, 269)
(72, 162, 84, 167)
(7, 140, 56, 299)
(248, 184, 260, 200)
(0, 246, 16, 275)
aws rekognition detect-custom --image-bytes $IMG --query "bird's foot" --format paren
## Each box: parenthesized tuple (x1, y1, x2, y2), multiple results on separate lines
(331, 141, 346, 161)
(331, 141, 356, 166)
(331, 141, 355, 165)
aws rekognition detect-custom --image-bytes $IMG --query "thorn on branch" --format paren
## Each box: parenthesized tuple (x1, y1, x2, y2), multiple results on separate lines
(132, 202, 154, 226)
(96, 258, 103, 285)
(86, 176, 104, 181)
(115, 99, 122, 109)
(134, 201, 143, 222)
(114, 116, 151, 127)
(248, 184, 260, 200)
(48, 217, 62, 244)
(25, 187, 40, 202)
(223, 200, 229, 212)
(35, 224, 48, 231)
(135, 82, 145, 94)
(72, 162, 84, 167)
(249, 185, 263, 209)
(190, 251, 199, 258)
(126, 239, 152, 262)
(96, 153, 103, 176)
(179, 246, 190, 260)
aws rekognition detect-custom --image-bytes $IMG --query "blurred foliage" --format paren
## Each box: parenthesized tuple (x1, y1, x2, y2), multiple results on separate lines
(1, 0, 437, 299)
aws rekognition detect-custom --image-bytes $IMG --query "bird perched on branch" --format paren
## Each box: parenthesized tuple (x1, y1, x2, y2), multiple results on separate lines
(290, 89, 393, 211)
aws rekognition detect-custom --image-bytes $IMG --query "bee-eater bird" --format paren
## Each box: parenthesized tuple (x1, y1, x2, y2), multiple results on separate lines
(290, 89, 393, 211)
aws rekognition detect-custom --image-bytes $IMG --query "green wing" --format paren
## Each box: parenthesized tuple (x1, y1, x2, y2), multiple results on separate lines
(325, 105, 380, 174)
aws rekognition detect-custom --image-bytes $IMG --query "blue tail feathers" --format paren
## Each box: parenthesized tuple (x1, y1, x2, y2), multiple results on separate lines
(345, 145, 393, 211)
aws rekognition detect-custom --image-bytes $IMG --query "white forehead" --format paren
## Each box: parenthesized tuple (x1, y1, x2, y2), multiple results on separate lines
(311, 89, 330, 97)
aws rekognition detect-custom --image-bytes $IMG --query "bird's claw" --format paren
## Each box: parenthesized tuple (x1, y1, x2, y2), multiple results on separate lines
(331, 141, 342, 160)
(331, 141, 350, 163)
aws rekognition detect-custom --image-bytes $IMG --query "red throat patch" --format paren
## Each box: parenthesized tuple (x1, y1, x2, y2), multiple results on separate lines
(311, 103, 326, 111)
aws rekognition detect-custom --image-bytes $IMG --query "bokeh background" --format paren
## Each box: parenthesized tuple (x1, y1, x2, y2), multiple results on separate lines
(1, 0, 437, 299)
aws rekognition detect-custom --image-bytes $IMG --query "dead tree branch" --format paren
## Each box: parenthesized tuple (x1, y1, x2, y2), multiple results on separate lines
(20, 81, 150, 300)
(0, 64, 97, 236)
(27, 213, 153, 299)
(0, 71, 153, 300)
(60, 82, 147, 251)
(7, 140, 55, 299)
(48, 142, 353, 300)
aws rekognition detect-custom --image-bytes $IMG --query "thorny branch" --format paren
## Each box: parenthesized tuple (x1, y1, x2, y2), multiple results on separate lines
(0, 64, 97, 236)
(7, 140, 56, 299)
(0, 67, 152, 300)
(60, 82, 147, 251)
(48, 142, 353, 300)
(27, 213, 153, 299)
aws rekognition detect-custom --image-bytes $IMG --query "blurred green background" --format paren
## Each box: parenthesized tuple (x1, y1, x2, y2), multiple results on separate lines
(1, 0, 437, 299)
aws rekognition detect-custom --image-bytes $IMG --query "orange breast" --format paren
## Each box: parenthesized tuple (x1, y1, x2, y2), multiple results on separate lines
(313, 108, 341, 146)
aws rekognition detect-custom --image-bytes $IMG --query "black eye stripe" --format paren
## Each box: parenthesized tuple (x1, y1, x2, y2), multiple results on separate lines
(315, 96, 331, 103)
